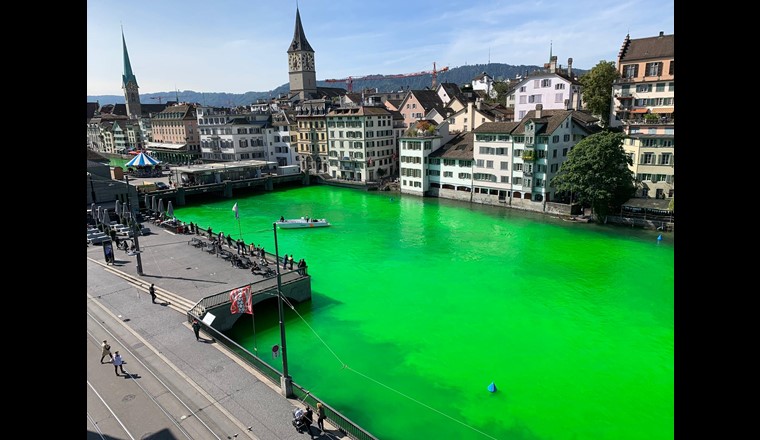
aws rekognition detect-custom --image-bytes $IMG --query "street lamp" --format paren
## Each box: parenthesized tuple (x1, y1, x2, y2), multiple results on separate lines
(272, 222, 292, 397)
(124, 174, 144, 275)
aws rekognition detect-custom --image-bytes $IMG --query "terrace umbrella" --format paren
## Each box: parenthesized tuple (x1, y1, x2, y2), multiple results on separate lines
(158, 199, 165, 218)
(144, 194, 149, 211)
(90, 203, 96, 225)
(151, 196, 157, 214)
(167, 201, 174, 219)
(122, 202, 130, 219)
(102, 208, 113, 226)
(114, 200, 121, 222)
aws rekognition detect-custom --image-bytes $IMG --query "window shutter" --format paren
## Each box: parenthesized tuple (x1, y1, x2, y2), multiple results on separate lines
(658, 62, 663, 76)
(634, 65, 639, 78)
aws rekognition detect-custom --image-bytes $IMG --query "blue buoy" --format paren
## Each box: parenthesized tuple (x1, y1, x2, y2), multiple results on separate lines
(657, 234, 662, 241)
(487, 382, 497, 393)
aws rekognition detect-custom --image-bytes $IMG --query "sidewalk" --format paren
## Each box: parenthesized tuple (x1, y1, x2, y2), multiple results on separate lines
(86, 225, 342, 439)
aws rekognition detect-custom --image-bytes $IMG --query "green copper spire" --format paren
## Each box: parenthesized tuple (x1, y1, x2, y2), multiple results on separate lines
(122, 27, 138, 87)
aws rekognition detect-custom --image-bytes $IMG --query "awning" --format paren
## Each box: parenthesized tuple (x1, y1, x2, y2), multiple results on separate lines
(651, 107, 674, 114)
(629, 108, 648, 114)
(147, 142, 188, 150)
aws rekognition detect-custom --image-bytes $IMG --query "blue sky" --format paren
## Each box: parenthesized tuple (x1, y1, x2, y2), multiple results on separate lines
(87, 0, 674, 96)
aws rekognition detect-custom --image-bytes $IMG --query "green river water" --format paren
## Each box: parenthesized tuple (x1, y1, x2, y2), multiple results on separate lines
(173, 185, 674, 440)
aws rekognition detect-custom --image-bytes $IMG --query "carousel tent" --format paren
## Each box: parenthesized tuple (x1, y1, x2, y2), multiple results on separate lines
(126, 152, 160, 167)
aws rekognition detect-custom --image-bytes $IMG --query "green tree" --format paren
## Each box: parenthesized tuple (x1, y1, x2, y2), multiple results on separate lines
(550, 131, 635, 219)
(579, 61, 619, 127)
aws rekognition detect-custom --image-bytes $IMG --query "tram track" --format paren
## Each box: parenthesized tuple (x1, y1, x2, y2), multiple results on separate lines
(86, 297, 256, 440)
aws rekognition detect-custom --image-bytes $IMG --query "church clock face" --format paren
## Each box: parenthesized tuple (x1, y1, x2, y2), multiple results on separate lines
(289, 53, 298, 71)
(304, 53, 314, 70)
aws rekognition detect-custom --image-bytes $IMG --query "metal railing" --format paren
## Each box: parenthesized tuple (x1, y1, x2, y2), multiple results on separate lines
(187, 304, 378, 440)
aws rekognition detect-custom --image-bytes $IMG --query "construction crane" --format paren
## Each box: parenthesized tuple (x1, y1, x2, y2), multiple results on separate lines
(324, 63, 449, 92)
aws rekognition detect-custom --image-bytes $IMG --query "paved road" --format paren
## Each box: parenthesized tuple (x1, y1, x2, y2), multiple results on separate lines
(86, 224, 341, 440)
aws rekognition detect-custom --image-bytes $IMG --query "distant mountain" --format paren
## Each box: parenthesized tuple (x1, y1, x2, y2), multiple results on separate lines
(87, 63, 587, 107)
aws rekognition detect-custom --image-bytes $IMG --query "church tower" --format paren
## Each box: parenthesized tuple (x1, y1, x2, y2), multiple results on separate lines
(287, 7, 317, 101)
(121, 28, 142, 119)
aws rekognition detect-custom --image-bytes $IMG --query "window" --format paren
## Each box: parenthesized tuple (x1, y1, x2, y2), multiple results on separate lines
(656, 83, 665, 92)
(669, 61, 674, 75)
(500, 161, 508, 170)
(623, 64, 639, 78)
(669, 82, 674, 92)
(443, 171, 453, 177)
(486, 160, 493, 168)
(476, 159, 484, 167)
(528, 95, 542, 103)
(519, 86, 526, 92)
(562, 148, 568, 156)
(519, 95, 527, 104)
(636, 84, 652, 93)
(646, 62, 663, 76)
(518, 111, 526, 119)
(534, 80, 540, 88)
(552, 135, 559, 143)
(541, 79, 552, 87)
(501, 176, 509, 183)
(552, 149, 557, 158)
(514, 163, 523, 171)
(660, 153, 672, 165)
(641, 152, 654, 164)
(555, 93, 564, 103)
(555, 83, 565, 90)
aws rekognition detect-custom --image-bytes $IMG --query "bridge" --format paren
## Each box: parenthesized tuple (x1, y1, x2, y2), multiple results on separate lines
(143, 173, 310, 206)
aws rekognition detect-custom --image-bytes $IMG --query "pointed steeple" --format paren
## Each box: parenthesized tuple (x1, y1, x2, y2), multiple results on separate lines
(121, 27, 138, 87)
(288, 7, 313, 53)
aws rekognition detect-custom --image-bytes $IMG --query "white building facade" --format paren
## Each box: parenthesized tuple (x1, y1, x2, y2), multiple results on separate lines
(511, 57, 581, 121)
(326, 106, 396, 182)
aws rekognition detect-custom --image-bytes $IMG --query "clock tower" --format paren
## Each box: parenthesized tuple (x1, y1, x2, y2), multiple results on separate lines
(287, 7, 317, 101)
(121, 28, 142, 120)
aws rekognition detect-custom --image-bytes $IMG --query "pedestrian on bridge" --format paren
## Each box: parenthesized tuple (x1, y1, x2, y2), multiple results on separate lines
(100, 340, 113, 363)
(149, 283, 156, 304)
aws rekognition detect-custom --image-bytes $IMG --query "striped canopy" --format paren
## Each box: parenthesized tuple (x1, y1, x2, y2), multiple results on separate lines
(125, 152, 160, 167)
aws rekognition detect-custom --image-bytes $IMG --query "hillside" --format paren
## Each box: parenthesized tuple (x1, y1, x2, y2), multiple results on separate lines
(87, 62, 587, 107)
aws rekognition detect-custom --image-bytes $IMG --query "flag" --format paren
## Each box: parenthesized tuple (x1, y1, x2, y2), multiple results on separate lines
(232, 202, 239, 219)
(230, 285, 252, 314)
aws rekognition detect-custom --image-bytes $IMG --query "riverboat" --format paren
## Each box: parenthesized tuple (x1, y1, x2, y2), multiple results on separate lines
(276, 217, 330, 229)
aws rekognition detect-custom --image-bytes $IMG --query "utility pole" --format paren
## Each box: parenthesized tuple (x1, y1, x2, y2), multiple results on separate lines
(273, 222, 292, 397)
(124, 175, 144, 275)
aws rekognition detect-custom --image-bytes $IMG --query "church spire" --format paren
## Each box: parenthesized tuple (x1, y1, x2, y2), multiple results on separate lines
(122, 27, 138, 87)
(288, 7, 313, 53)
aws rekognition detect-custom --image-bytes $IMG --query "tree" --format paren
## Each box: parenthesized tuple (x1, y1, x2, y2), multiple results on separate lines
(579, 61, 619, 127)
(550, 131, 635, 220)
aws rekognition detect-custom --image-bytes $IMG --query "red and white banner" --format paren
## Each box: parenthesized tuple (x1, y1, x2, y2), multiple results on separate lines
(229, 285, 252, 314)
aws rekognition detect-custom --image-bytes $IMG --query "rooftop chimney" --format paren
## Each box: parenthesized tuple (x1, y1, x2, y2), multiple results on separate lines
(567, 58, 573, 77)
(549, 56, 557, 73)
(535, 104, 543, 118)
(659, 31, 664, 37)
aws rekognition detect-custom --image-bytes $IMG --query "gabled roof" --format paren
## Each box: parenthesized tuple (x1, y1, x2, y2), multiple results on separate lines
(428, 132, 473, 159)
(618, 32, 674, 63)
(472, 72, 492, 81)
(87, 102, 99, 120)
(474, 121, 521, 134)
(401, 89, 445, 114)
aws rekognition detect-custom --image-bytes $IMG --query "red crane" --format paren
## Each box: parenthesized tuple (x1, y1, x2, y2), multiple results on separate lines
(324, 63, 449, 92)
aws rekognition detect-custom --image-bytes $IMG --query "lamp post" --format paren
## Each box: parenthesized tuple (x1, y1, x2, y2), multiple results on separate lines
(272, 222, 292, 397)
(124, 174, 144, 275)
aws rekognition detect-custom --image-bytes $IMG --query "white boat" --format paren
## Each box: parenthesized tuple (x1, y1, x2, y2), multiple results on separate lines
(276, 217, 331, 229)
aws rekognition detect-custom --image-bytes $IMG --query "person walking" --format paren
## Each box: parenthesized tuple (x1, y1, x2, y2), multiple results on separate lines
(100, 340, 113, 363)
(282, 254, 288, 270)
(192, 319, 201, 341)
(316, 402, 326, 432)
(149, 283, 157, 304)
(113, 351, 126, 376)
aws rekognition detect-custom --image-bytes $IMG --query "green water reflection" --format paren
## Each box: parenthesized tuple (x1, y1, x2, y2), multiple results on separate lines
(174, 185, 674, 440)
